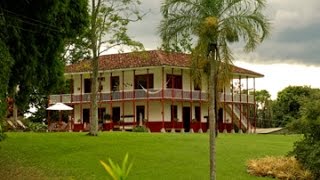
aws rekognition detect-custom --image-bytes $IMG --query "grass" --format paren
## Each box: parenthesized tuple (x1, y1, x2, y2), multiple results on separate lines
(0, 132, 299, 180)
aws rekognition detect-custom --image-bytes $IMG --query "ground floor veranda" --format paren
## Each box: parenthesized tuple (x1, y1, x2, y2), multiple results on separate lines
(48, 100, 256, 133)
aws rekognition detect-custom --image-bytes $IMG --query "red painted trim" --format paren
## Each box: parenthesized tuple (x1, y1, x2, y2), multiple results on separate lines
(147, 69, 150, 125)
(161, 67, 164, 129)
(246, 76, 249, 132)
(239, 76, 242, 130)
(110, 72, 113, 123)
(223, 86, 226, 130)
(122, 71, 125, 130)
(133, 70, 136, 125)
(253, 78, 256, 133)
(80, 74, 83, 123)
(231, 80, 234, 126)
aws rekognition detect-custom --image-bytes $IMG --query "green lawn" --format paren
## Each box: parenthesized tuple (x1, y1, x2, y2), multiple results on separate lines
(0, 132, 299, 180)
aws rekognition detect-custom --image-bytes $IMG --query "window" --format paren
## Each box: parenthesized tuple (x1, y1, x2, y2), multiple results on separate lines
(84, 78, 91, 93)
(166, 74, 182, 89)
(134, 74, 154, 89)
(194, 80, 201, 91)
(111, 76, 119, 91)
(171, 105, 178, 121)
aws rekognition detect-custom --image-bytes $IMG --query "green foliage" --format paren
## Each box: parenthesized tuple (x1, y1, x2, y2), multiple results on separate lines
(100, 153, 133, 180)
(0, 0, 88, 112)
(0, 123, 7, 141)
(273, 86, 314, 127)
(132, 126, 148, 132)
(289, 90, 320, 178)
(26, 122, 47, 132)
(0, 39, 13, 120)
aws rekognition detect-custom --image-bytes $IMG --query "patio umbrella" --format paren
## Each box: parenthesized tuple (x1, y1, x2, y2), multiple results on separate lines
(46, 102, 73, 111)
(47, 103, 73, 126)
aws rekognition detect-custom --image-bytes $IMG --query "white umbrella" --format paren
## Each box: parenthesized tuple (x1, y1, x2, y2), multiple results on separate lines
(47, 103, 73, 128)
(47, 102, 73, 111)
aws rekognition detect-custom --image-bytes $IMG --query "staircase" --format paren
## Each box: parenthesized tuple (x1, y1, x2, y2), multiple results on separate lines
(225, 104, 252, 133)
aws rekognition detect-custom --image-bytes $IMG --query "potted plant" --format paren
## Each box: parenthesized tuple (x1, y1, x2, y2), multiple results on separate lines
(103, 114, 113, 130)
(103, 114, 111, 123)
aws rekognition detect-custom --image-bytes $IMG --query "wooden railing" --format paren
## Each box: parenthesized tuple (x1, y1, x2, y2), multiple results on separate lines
(49, 89, 254, 104)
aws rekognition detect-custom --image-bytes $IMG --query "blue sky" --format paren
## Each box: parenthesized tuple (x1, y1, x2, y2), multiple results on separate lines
(124, 0, 320, 99)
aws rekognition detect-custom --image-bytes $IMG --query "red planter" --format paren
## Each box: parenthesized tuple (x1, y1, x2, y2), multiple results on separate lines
(73, 123, 84, 132)
(103, 122, 113, 131)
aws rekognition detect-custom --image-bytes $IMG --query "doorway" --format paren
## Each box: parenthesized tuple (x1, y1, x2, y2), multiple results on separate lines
(112, 107, 120, 122)
(183, 107, 191, 132)
(82, 108, 90, 123)
(136, 106, 145, 126)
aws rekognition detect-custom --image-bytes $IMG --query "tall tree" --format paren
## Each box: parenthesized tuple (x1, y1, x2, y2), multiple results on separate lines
(273, 86, 313, 127)
(0, 0, 88, 115)
(159, 0, 270, 179)
(86, 0, 144, 136)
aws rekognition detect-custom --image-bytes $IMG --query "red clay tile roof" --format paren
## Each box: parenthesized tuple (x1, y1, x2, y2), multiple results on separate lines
(65, 50, 263, 78)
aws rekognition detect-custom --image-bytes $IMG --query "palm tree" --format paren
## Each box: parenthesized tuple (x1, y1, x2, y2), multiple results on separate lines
(159, 0, 270, 179)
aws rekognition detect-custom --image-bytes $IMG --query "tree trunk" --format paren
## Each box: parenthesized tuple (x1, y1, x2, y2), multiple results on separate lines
(209, 45, 217, 180)
(88, 0, 100, 136)
(89, 55, 99, 136)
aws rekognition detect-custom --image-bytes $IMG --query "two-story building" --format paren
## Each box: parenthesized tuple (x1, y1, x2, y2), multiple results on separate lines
(49, 50, 263, 133)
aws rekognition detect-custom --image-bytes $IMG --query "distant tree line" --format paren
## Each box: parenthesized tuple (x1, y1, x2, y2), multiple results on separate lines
(252, 86, 320, 130)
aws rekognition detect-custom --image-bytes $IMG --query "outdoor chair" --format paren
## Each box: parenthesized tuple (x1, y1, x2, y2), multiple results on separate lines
(6, 120, 17, 130)
(16, 120, 27, 130)
(48, 122, 57, 132)
(57, 122, 68, 132)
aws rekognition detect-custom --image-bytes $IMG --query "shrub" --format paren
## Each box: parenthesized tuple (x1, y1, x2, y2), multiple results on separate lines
(132, 126, 148, 132)
(291, 139, 320, 178)
(247, 156, 313, 180)
(27, 122, 47, 132)
(289, 97, 320, 178)
(0, 123, 7, 141)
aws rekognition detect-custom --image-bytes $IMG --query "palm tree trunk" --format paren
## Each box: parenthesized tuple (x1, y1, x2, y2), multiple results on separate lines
(209, 44, 217, 180)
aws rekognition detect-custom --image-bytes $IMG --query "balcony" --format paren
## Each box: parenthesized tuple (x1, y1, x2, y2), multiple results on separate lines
(49, 89, 254, 104)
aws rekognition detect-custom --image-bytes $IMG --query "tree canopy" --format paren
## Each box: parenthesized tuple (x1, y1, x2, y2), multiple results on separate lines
(272, 86, 313, 127)
(0, 0, 88, 115)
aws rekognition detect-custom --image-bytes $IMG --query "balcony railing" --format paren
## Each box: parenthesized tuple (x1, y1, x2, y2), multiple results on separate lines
(49, 89, 254, 104)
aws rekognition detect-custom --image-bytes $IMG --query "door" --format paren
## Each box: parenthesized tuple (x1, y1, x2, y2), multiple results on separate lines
(112, 107, 120, 122)
(136, 106, 145, 126)
(82, 108, 90, 123)
(183, 107, 191, 132)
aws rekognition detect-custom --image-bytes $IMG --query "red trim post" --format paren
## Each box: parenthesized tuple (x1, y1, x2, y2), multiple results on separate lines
(110, 72, 113, 127)
(80, 74, 83, 123)
(246, 76, 249, 132)
(231, 80, 234, 129)
(161, 67, 165, 130)
(133, 70, 136, 126)
(223, 86, 226, 131)
(171, 68, 174, 129)
(122, 71, 125, 130)
(239, 76, 242, 131)
(147, 69, 150, 126)
(253, 78, 256, 133)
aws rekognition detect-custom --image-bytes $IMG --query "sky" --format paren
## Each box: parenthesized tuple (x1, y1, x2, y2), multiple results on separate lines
(124, 0, 320, 99)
